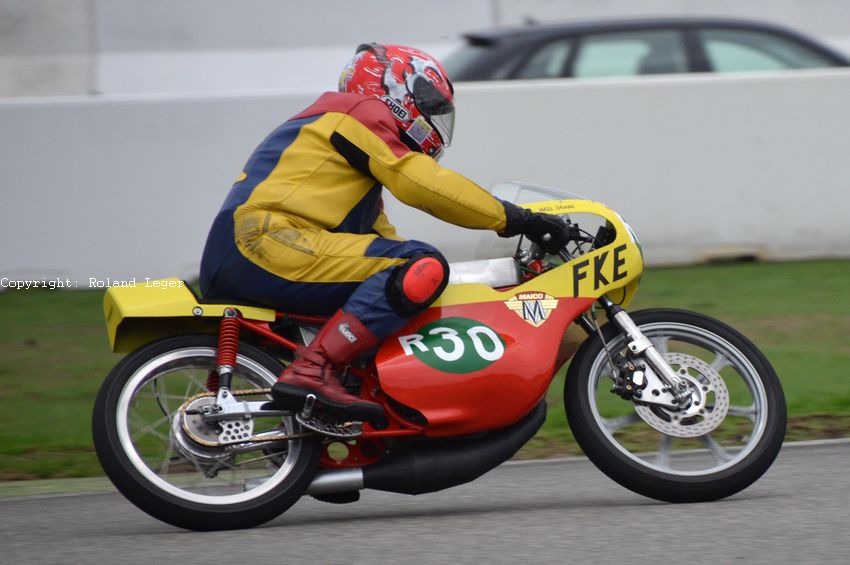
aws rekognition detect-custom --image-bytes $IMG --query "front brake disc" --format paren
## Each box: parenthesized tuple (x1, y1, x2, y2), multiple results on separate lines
(634, 353, 729, 438)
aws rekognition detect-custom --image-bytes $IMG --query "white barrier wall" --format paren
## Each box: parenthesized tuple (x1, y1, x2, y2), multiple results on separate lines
(428, 69, 850, 265)
(0, 91, 314, 284)
(2, 70, 850, 286)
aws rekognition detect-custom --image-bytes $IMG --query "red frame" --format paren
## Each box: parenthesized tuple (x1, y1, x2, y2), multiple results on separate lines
(234, 314, 427, 441)
(225, 292, 593, 467)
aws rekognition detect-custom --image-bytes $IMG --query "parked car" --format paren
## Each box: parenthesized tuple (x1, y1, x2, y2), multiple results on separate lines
(443, 17, 850, 81)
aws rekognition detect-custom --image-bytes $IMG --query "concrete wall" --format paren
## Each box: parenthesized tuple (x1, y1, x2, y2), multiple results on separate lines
(3, 69, 849, 285)
(0, 0, 94, 96)
(418, 69, 850, 265)
(0, 90, 313, 283)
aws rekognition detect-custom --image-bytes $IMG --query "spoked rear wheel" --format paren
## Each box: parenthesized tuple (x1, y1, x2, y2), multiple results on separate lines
(566, 309, 786, 503)
(92, 335, 321, 530)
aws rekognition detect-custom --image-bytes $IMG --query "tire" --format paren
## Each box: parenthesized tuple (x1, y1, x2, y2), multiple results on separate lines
(565, 308, 786, 503)
(92, 334, 321, 530)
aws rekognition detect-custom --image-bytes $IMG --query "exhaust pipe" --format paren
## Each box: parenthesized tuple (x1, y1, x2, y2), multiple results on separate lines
(304, 402, 546, 497)
(363, 401, 546, 495)
(306, 467, 364, 496)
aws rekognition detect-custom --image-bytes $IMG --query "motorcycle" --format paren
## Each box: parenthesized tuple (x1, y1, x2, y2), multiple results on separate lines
(92, 181, 786, 531)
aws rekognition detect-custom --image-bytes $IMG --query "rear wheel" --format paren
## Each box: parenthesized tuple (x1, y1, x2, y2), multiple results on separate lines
(566, 309, 786, 502)
(92, 334, 321, 530)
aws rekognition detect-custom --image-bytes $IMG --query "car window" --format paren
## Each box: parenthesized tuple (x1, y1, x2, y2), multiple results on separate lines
(443, 44, 527, 81)
(699, 28, 839, 72)
(442, 45, 490, 79)
(573, 30, 687, 78)
(514, 39, 573, 79)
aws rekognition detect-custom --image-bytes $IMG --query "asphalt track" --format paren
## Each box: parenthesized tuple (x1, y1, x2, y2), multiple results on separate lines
(2, 440, 848, 565)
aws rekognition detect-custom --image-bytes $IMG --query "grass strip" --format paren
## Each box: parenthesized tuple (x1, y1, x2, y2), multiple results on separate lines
(1, 260, 847, 479)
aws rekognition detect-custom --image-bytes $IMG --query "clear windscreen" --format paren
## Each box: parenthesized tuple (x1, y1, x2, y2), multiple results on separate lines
(489, 181, 619, 259)
(490, 181, 589, 205)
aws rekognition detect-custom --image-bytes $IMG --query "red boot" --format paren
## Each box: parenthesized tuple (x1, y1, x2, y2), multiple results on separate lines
(271, 310, 384, 422)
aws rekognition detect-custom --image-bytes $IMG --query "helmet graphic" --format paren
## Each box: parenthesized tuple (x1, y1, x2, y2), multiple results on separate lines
(339, 43, 455, 159)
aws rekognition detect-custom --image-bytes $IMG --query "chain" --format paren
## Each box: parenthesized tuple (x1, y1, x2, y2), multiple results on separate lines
(178, 388, 315, 447)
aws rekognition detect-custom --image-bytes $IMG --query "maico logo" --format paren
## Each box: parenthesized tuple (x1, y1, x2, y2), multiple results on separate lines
(504, 292, 559, 327)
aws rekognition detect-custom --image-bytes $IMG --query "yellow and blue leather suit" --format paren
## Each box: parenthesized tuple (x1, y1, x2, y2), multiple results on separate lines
(200, 92, 512, 337)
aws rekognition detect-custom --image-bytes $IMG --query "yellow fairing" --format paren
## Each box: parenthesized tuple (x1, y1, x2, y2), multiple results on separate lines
(434, 198, 643, 308)
(104, 278, 275, 353)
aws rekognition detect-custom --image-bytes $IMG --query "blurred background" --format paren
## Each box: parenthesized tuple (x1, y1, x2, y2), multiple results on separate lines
(2, 0, 850, 281)
(1, 0, 849, 483)
(5, 0, 850, 97)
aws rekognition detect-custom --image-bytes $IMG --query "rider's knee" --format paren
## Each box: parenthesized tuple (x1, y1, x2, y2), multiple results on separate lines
(386, 252, 449, 316)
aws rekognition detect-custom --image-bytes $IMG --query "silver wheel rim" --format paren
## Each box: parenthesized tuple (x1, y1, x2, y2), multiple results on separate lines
(115, 347, 303, 505)
(586, 322, 769, 477)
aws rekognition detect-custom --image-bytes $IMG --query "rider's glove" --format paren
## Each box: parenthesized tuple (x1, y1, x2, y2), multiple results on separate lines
(499, 200, 567, 254)
(523, 213, 568, 253)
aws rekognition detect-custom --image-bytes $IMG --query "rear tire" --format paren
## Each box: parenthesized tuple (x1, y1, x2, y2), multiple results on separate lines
(566, 309, 786, 503)
(93, 334, 321, 530)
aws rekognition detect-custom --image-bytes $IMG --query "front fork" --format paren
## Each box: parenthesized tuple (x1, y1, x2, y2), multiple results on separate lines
(591, 296, 693, 411)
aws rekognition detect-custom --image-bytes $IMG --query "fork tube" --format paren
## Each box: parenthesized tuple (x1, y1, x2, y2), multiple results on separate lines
(598, 295, 690, 401)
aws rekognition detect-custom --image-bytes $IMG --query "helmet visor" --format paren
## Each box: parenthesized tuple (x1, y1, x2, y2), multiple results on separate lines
(410, 76, 455, 147)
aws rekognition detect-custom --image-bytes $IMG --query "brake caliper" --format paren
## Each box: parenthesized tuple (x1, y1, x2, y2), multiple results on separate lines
(610, 358, 648, 401)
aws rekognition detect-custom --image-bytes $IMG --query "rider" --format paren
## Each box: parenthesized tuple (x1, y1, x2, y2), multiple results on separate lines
(199, 43, 565, 422)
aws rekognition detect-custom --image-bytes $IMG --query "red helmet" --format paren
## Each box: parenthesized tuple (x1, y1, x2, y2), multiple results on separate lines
(339, 43, 455, 160)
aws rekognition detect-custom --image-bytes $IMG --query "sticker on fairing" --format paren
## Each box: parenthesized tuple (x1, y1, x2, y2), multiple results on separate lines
(504, 292, 559, 327)
(397, 317, 505, 374)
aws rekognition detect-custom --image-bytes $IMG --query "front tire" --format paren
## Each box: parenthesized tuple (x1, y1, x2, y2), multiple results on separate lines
(92, 334, 321, 530)
(565, 309, 786, 503)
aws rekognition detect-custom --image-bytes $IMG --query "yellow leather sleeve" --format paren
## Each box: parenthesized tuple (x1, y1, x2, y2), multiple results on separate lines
(334, 114, 509, 232)
(371, 211, 404, 241)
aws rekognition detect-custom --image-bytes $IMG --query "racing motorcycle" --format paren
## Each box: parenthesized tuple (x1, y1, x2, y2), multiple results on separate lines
(92, 181, 786, 531)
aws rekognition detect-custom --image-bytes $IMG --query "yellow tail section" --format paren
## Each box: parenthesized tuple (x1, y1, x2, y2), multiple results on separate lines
(104, 278, 275, 352)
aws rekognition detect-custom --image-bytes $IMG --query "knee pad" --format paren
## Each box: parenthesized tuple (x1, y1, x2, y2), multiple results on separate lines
(387, 252, 449, 316)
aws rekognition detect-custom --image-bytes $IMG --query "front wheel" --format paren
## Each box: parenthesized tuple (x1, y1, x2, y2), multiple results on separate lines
(565, 308, 786, 503)
(92, 334, 321, 530)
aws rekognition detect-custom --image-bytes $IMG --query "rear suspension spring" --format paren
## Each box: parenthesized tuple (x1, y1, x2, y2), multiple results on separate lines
(215, 308, 240, 389)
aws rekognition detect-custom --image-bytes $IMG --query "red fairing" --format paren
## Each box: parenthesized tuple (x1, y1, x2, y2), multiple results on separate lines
(376, 296, 594, 436)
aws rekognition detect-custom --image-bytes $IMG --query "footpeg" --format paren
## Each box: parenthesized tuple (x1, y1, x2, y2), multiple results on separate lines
(300, 394, 317, 419)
